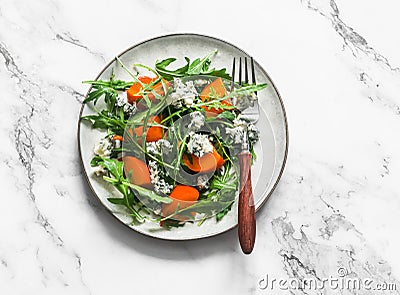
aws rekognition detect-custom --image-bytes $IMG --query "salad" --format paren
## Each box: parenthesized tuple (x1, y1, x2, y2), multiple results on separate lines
(82, 50, 267, 228)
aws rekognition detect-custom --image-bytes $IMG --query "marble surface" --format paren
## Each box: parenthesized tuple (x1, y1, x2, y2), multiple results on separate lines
(1, 0, 400, 294)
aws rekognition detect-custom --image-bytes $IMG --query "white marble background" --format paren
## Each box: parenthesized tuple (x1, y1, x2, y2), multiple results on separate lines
(1, 0, 400, 294)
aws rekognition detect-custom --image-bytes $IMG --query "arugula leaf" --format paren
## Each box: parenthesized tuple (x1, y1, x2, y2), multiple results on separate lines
(82, 72, 132, 105)
(155, 57, 190, 81)
(125, 182, 172, 204)
(81, 110, 126, 135)
(83, 79, 133, 92)
(186, 51, 215, 75)
(186, 50, 231, 80)
(90, 155, 103, 167)
(229, 83, 268, 97)
(100, 158, 124, 179)
(161, 219, 186, 229)
(173, 199, 233, 217)
(155, 50, 231, 81)
(216, 201, 234, 221)
(217, 111, 236, 121)
(107, 197, 126, 205)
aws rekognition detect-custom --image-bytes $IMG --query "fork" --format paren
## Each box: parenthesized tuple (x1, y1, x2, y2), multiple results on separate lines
(231, 57, 259, 254)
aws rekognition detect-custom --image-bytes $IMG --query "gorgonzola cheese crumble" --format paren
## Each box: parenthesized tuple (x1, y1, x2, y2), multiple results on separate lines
(148, 160, 173, 194)
(188, 111, 205, 131)
(187, 132, 213, 158)
(169, 78, 199, 108)
(146, 139, 173, 155)
(93, 137, 112, 157)
(116, 93, 137, 115)
(225, 117, 260, 145)
(93, 137, 113, 176)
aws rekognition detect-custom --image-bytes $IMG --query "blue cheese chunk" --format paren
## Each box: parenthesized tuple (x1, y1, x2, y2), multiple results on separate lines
(225, 126, 245, 144)
(92, 165, 107, 176)
(92, 137, 113, 176)
(168, 78, 199, 108)
(146, 139, 173, 155)
(93, 137, 112, 157)
(187, 132, 213, 157)
(225, 117, 260, 145)
(188, 111, 205, 131)
(116, 94, 137, 115)
(148, 160, 173, 194)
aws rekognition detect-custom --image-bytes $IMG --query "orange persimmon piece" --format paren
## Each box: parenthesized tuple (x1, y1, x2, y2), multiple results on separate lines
(127, 76, 153, 104)
(148, 80, 170, 100)
(161, 185, 199, 219)
(182, 146, 225, 174)
(132, 115, 163, 142)
(200, 77, 232, 115)
(112, 135, 124, 141)
(123, 156, 152, 188)
(170, 185, 200, 202)
(127, 76, 169, 104)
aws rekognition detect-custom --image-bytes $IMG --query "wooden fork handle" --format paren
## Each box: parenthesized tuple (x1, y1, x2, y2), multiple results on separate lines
(238, 151, 256, 254)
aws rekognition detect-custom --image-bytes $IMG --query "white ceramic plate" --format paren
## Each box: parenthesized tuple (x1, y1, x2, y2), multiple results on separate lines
(78, 33, 288, 240)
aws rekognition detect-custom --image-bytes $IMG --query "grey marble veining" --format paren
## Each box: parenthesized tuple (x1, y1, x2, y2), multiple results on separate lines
(0, 0, 400, 294)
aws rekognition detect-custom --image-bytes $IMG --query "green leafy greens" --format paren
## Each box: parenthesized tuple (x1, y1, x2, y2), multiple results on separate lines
(81, 50, 266, 228)
(155, 50, 231, 81)
(91, 156, 171, 223)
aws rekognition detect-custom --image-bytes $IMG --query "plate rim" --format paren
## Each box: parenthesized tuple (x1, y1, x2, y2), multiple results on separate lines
(77, 32, 289, 241)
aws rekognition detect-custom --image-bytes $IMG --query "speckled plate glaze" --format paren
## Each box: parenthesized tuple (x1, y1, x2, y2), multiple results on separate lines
(78, 33, 288, 240)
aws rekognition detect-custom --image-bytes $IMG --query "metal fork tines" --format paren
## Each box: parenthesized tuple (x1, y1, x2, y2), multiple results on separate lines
(231, 57, 260, 124)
